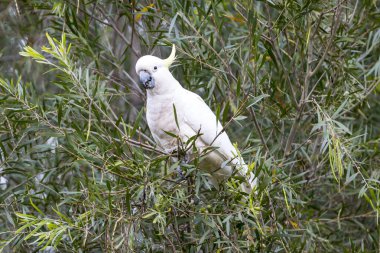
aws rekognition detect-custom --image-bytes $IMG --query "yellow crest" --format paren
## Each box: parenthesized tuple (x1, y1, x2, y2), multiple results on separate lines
(163, 44, 176, 68)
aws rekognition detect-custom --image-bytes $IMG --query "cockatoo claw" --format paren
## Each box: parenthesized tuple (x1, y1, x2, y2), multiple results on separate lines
(176, 165, 186, 180)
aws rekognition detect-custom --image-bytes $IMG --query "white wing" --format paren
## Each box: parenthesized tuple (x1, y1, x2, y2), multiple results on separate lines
(175, 89, 236, 157)
(174, 88, 257, 191)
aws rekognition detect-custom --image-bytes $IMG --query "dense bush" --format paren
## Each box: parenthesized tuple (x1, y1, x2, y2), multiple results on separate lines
(0, 0, 379, 252)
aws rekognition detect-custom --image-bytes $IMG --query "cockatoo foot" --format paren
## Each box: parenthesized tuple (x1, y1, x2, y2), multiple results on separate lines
(177, 153, 190, 180)
(176, 165, 186, 180)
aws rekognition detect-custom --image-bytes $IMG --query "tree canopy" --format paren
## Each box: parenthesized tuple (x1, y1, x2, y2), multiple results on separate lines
(0, 0, 379, 252)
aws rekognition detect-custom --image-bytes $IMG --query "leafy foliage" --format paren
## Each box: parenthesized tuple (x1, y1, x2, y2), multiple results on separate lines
(0, 0, 379, 252)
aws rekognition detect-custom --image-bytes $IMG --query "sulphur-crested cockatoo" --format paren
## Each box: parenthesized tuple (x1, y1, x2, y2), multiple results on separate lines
(135, 45, 256, 192)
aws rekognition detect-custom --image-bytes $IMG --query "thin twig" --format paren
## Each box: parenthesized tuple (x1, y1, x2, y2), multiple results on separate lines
(284, 3, 342, 156)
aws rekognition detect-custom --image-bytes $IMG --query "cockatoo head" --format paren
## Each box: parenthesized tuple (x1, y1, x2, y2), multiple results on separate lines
(135, 45, 176, 89)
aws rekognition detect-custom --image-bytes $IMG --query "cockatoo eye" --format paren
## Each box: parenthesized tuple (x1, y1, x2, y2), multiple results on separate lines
(153, 66, 158, 71)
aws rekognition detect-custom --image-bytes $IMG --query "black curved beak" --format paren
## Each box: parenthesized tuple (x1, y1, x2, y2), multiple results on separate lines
(139, 71, 155, 89)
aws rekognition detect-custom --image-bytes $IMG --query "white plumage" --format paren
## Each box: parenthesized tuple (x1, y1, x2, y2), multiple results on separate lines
(135, 45, 256, 192)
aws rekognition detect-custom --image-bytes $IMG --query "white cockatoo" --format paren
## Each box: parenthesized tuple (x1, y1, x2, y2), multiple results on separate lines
(135, 45, 256, 193)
